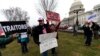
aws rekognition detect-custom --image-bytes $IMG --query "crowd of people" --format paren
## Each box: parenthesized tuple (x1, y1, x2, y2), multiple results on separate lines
(0, 17, 60, 56)
(0, 18, 100, 56)
(32, 18, 60, 56)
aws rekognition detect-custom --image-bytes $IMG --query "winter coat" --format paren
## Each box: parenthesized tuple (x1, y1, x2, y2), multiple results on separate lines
(32, 24, 49, 45)
(0, 35, 13, 45)
(82, 25, 93, 37)
(17, 32, 29, 43)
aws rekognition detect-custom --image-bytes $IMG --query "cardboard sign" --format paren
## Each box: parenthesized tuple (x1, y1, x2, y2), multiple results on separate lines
(39, 32, 58, 53)
(46, 11, 60, 22)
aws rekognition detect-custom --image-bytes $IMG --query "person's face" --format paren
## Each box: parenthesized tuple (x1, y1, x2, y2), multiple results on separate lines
(85, 21, 89, 25)
(50, 25, 56, 31)
(38, 20, 44, 26)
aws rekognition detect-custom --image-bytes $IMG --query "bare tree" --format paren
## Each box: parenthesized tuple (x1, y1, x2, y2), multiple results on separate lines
(3, 7, 30, 22)
(36, 0, 57, 19)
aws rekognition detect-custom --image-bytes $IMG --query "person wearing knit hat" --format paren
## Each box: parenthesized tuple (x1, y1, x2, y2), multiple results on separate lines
(38, 17, 44, 21)
(32, 17, 50, 56)
(38, 17, 45, 26)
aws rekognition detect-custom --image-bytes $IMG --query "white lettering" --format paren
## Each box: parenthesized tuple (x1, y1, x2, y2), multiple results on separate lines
(2, 24, 27, 32)
(3, 26, 7, 32)
(7, 26, 11, 32)
(10, 25, 15, 31)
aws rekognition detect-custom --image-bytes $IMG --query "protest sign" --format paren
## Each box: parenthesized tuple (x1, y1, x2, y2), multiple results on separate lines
(0, 21, 27, 35)
(21, 32, 27, 38)
(39, 32, 58, 53)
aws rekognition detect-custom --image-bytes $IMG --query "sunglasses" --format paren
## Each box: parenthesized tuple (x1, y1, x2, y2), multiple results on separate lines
(38, 20, 44, 22)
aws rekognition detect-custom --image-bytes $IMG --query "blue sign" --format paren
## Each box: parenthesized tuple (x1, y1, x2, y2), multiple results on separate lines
(88, 14, 96, 20)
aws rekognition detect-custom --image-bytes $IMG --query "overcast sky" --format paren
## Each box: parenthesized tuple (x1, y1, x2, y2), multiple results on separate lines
(0, 0, 100, 26)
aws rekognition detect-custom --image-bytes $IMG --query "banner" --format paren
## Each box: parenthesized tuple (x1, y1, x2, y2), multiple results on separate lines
(39, 32, 58, 53)
(88, 14, 96, 20)
(0, 21, 27, 35)
(46, 11, 60, 22)
(87, 13, 97, 22)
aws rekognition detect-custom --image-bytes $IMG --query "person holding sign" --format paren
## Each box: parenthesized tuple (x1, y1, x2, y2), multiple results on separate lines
(17, 32, 29, 54)
(32, 18, 49, 56)
(49, 22, 60, 56)
(0, 24, 6, 48)
(82, 21, 93, 46)
(49, 24, 57, 56)
(0, 24, 15, 48)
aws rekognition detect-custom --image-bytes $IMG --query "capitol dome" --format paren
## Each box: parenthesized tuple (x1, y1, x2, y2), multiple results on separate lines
(69, 0, 85, 16)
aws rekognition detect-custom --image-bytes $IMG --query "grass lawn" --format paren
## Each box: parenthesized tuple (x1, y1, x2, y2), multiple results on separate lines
(1, 32, 100, 56)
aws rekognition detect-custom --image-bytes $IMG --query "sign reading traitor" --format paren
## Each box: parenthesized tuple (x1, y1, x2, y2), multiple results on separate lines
(39, 32, 58, 53)
(0, 21, 27, 35)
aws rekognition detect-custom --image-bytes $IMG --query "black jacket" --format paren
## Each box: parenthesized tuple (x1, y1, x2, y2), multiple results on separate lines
(32, 24, 49, 45)
(91, 22, 100, 31)
(82, 25, 93, 37)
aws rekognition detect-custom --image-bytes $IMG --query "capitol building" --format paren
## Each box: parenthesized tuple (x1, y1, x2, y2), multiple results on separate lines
(61, 0, 100, 26)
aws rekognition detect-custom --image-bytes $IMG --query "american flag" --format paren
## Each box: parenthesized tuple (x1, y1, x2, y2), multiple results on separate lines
(0, 24, 5, 36)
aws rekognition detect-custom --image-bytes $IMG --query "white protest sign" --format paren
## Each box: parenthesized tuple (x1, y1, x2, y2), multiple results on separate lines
(39, 32, 58, 53)
(21, 32, 27, 38)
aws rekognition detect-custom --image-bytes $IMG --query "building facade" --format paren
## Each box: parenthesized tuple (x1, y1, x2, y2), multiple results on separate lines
(61, 0, 100, 27)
